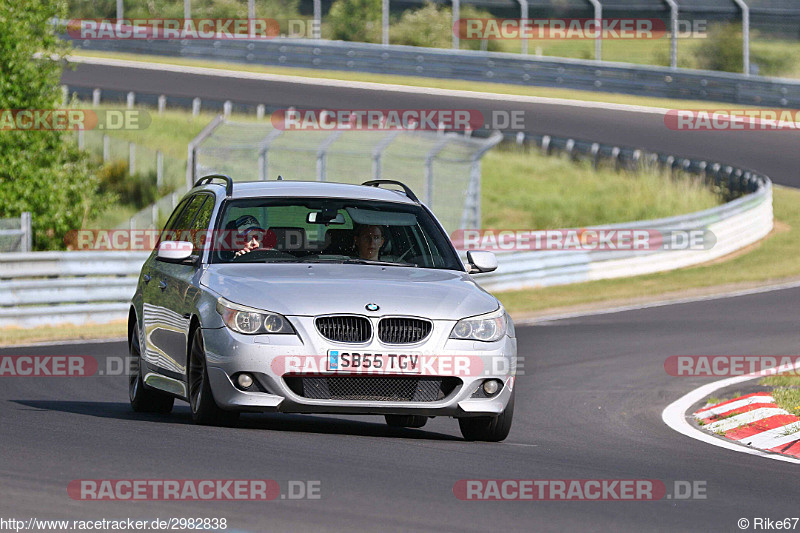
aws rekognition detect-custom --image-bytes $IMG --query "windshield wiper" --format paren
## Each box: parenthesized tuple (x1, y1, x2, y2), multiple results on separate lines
(340, 259, 417, 267)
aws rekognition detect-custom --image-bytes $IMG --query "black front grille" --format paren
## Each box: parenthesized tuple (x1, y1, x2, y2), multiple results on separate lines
(378, 317, 432, 344)
(285, 376, 461, 402)
(315, 316, 371, 343)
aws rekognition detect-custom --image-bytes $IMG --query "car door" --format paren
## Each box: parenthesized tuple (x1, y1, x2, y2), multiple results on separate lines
(145, 194, 208, 380)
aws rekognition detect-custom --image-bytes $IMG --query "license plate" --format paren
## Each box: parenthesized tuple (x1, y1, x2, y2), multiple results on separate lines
(327, 350, 421, 374)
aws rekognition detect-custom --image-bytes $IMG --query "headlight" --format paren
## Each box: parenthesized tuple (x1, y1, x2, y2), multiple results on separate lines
(449, 307, 507, 342)
(216, 297, 295, 335)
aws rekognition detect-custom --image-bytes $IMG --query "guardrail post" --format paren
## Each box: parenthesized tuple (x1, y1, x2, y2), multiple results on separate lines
(192, 97, 201, 117)
(611, 146, 621, 171)
(223, 100, 232, 118)
(92, 88, 101, 107)
(126, 91, 135, 109)
(587, 0, 602, 61)
(517, 0, 528, 55)
(20, 212, 32, 253)
(733, 0, 751, 75)
(382, 0, 390, 46)
(452, 0, 460, 50)
(591, 142, 600, 169)
(565, 138, 575, 160)
(313, 0, 321, 39)
(129, 142, 136, 175)
(664, 0, 679, 69)
(541, 135, 551, 155)
(156, 151, 164, 188)
(256, 104, 265, 120)
(158, 95, 167, 114)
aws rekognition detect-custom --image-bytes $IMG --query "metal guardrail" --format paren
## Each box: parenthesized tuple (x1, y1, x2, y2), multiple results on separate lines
(66, 36, 800, 107)
(0, 143, 772, 328)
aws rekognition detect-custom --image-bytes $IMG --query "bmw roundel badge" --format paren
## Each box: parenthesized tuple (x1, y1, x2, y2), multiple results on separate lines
(366, 303, 380, 312)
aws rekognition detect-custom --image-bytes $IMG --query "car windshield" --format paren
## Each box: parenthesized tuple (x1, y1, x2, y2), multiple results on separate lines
(211, 197, 464, 271)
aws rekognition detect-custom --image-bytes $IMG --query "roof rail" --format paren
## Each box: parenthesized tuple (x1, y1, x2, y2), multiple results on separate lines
(194, 174, 233, 197)
(361, 180, 420, 203)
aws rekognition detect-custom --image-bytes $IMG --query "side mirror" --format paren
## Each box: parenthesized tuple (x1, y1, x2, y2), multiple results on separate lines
(467, 250, 498, 273)
(157, 241, 195, 264)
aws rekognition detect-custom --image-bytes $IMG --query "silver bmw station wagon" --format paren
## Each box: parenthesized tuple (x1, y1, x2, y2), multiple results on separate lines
(128, 175, 517, 441)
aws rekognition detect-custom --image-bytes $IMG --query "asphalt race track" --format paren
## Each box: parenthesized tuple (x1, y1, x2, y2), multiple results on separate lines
(3, 288, 800, 531)
(61, 61, 800, 188)
(1, 60, 792, 532)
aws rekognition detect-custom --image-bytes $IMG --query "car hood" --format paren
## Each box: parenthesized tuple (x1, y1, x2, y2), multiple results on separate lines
(201, 263, 498, 320)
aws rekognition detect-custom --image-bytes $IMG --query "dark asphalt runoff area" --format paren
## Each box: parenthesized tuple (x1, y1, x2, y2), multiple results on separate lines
(2, 287, 800, 532)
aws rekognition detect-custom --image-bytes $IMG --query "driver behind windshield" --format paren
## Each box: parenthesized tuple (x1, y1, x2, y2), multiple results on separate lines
(353, 224, 386, 260)
(232, 215, 265, 258)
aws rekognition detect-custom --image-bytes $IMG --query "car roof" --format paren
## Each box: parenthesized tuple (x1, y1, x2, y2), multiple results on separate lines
(192, 180, 420, 205)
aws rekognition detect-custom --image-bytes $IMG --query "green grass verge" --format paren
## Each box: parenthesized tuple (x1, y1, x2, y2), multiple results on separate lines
(759, 374, 800, 418)
(482, 147, 719, 228)
(0, 321, 126, 346)
(70, 50, 768, 111)
(496, 185, 798, 316)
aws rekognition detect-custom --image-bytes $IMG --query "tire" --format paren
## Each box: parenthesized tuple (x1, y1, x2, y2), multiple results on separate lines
(129, 318, 174, 414)
(188, 328, 239, 426)
(458, 390, 515, 442)
(385, 414, 428, 428)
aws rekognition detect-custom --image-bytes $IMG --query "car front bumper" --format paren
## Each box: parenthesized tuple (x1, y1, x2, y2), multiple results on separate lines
(201, 318, 518, 418)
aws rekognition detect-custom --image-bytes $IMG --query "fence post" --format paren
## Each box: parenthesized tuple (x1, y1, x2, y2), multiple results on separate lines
(425, 137, 450, 206)
(192, 97, 201, 117)
(313, 0, 321, 39)
(78, 129, 84, 150)
(103, 134, 110, 162)
(257, 128, 284, 181)
(156, 151, 164, 188)
(20, 212, 32, 253)
(256, 104, 265, 120)
(127, 91, 135, 109)
(452, 0, 460, 49)
(223, 100, 232, 118)
(62, 85, 69, 106)
(317, 130, 343, 182)
(92, 88, 101, 107)
(129, 142, 136, 175)
(158, 95, 167, 114)
(382, 0, 389, 46)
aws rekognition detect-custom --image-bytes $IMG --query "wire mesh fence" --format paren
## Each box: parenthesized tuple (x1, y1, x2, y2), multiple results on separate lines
(188, 120, 501, 234)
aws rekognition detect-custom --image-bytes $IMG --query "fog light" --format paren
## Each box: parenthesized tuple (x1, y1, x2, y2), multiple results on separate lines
(237, 373, 254, 389)
(483, 379, 501, 395)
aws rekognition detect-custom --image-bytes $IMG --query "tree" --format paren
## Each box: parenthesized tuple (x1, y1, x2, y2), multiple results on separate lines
(0, 0, 107, 250)
(326, 0, 382, 43)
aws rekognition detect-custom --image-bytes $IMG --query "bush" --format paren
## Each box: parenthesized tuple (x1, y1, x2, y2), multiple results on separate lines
(326, 0, 381, 43)
(694, 23, 744, 73)
(0, 0, 109, 250)
(390, 2, 501, 51)
(97, 161, 160, 209)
